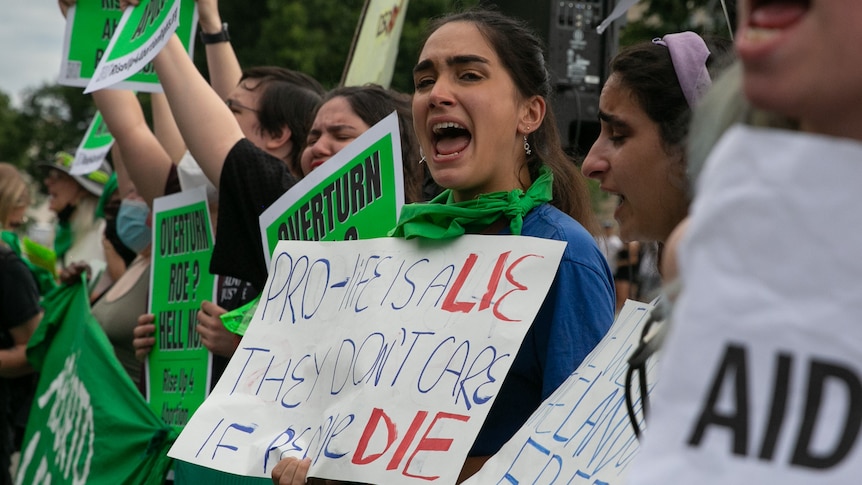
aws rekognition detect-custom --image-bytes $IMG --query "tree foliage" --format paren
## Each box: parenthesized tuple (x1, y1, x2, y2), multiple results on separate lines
(0, 92, 26, 168)
(620, 0, 737, 46)
(0, 0, 482, 179)
(8, 85, 95, 182)
(7, 0, 742, 181)
(195, 0, 479, 92)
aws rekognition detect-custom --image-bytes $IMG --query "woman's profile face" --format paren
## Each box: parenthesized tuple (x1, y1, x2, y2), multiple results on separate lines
(736, 0, 862, 137)
(227, 79, 268, 150)
(412, 21, 531, 201)
(581, 73, 689, 243)
(300, 96, 370, 177)
(3, 188, 28, 229)
(44, 169, 84, 213)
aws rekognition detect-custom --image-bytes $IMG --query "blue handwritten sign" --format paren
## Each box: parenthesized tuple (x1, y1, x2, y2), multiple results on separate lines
(464, 300, 658, 484)
(168, 235, 565, 484)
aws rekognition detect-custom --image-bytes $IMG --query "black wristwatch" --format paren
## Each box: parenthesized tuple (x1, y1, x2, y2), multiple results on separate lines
(200, 22, 230, 45)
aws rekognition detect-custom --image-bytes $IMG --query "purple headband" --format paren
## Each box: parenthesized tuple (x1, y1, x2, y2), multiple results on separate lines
(653, 32, 712, 107)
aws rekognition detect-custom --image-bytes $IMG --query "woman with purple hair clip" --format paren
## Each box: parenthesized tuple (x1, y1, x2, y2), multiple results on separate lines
(580, 32, 734, 440)
(581, 32, 734, 279)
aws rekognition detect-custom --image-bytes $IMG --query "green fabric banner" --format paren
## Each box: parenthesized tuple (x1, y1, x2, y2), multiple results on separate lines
(15, 279, 176, 485)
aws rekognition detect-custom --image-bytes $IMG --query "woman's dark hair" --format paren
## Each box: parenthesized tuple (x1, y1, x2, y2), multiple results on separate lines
(103, 192, 137, 266)
(317, 84, 427, 203)
(240, 67, 325, 173)
(422, 8, 600, 235)
(610, 36, 735, 152)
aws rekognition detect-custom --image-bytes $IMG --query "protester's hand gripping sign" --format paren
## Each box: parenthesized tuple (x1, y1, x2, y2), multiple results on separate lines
(463, 299, 658, 484)
(59, 0, 197, 93)
(627, 126, 862, 484)
(259, 112, 404, 266)
(169, 235, 565, 484)
(147, 186, 216, 433)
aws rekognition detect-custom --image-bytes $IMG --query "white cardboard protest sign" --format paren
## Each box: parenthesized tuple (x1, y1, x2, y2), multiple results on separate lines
(627, 125, 862, 484)
(464, 299, 657, 484)
(342, 0, 409, 88)
(170, 235, 565, 484)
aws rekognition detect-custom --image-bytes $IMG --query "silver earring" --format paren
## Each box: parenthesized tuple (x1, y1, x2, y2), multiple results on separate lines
(419, 147, 426, 164)
(524, 135, 532, 156)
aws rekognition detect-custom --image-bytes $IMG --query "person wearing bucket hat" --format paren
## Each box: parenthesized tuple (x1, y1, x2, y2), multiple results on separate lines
(41, 151, 111, 274)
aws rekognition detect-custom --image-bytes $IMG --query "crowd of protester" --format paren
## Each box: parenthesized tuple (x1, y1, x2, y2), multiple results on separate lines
(7, 0, 848, 483)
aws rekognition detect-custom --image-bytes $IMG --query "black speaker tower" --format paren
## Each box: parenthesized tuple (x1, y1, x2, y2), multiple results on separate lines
(488, 0, 619, 159)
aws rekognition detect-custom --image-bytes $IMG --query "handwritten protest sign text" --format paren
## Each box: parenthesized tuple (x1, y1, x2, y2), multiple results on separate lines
(170, 236, 565, 484)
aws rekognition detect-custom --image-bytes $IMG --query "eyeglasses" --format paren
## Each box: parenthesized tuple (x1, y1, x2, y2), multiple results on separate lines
(226, 98, 260, 114)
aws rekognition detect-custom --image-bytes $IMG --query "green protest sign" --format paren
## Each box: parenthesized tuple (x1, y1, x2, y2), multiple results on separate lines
(17, 279, 176, 485)
(148, 187, 216, 434)
(85, 0, 184, 93)
(70, 111, 114, 175)
(259, 111, 405, 266)
(59, 0, 197, 93)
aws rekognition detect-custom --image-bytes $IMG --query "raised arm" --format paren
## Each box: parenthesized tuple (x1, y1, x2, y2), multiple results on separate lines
(151, 92, 187, 164)
(111, 144, 134, 198)
(91, 89, 173, 205)
(111, 142, 136, 200)
(197, 0, 243, 99)
(153, 34, 243, 187)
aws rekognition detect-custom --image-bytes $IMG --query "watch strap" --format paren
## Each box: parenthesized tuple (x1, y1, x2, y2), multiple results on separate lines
(200, 22, 230, 45)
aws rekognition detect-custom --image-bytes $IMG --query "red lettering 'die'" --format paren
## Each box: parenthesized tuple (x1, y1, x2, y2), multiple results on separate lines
(442, 252, 541, 321)
(351, 407, 470, 480)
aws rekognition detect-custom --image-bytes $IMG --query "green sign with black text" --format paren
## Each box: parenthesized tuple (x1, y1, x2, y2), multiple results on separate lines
(259, 112, 405, 267)
(59, 0, 197, 92)
(148, 187, 215, 433)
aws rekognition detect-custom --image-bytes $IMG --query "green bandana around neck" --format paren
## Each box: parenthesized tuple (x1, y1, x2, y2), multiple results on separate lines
(389, 165, 554, 239)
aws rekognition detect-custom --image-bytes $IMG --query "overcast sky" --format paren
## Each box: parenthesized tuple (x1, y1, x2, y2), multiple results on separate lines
(1, 2, 66, 106)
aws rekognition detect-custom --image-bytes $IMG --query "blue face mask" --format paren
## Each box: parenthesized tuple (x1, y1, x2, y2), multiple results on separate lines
(117, 199, 151, 253)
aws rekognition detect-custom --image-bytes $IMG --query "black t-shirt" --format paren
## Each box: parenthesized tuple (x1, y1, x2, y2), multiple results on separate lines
(209, 275, 260, 386)
(1, 246, 41, 461)
(0, 246, 41, 344)
(167, 160, 269, 387)
(210, 139, 298, 292)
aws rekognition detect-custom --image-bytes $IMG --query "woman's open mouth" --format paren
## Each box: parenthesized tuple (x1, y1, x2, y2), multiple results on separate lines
(744, 0, 810, 38)
(431, 121, 472, 161)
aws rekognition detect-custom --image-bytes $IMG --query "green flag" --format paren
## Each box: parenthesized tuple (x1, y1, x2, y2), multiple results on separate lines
(15, 279, 176, 485)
